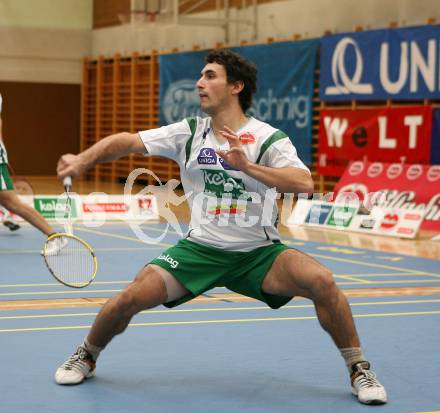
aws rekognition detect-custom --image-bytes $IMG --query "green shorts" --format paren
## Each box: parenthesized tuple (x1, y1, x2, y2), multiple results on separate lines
(0, 164, 14, 191)
(150, 239, 292, 309)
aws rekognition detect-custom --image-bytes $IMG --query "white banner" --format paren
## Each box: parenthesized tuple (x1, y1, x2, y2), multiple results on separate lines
(287, 199, 425, 239)
(1, 194, 159, 223)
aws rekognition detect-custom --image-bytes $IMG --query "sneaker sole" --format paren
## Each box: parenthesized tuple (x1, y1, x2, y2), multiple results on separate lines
(55, 369, 96, 385)
(351, 387, 387, 405)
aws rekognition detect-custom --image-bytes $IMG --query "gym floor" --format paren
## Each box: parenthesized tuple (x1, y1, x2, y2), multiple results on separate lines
(1, 214, 439, 412)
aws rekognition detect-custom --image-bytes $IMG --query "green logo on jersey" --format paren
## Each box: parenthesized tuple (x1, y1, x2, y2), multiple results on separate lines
(202, 170, 249, 200)
(33, 197, 78, 219)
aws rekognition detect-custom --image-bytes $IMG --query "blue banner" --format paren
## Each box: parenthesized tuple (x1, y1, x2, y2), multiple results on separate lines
(432, 109, 440, 164)
(320, 24, 440, 101)
(159, 40, 319, 164)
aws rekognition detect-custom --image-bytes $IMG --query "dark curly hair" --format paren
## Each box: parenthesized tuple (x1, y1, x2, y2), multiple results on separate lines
(205, 49, 257, 113)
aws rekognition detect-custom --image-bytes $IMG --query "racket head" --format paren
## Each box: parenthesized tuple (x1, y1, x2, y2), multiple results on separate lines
(42, 233, 98, 288)
(7, 164, 35, 196)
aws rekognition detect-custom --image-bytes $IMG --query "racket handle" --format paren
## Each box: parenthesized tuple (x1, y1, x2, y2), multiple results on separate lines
(63, 176, 72, 190)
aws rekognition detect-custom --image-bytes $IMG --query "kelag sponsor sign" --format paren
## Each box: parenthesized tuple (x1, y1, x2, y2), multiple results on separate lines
(318, 106, 432, 175)
(334, 161, 440, 231)
(320, 24, 440, 101)
(159, 40, 319, 164)
(33, 196, 78, 219)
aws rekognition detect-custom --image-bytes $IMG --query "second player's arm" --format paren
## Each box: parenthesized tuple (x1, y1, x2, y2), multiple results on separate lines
(57, 132, 144, 179)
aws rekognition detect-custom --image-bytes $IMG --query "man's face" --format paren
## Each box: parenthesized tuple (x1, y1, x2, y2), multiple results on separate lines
(196, 63, 235, 115)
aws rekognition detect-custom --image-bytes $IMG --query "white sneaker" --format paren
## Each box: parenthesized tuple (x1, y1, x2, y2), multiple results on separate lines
(41, 235, 68, 256)
(55, 346, 96, 385)
(351, 361, 387, 405)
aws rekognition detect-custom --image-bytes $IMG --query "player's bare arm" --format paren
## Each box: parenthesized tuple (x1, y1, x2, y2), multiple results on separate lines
(57, 132, 144, 180)
(217, 126, 314, 195)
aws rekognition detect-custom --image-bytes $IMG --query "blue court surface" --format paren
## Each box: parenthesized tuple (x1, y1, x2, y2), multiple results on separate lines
(1, 222, 439, 412)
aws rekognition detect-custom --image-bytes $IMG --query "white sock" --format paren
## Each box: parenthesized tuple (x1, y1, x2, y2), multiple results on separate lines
(340, 347, 365, 372)
(83, 338, 104, 361)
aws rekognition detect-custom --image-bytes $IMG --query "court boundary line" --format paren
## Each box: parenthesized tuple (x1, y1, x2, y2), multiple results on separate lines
(1, 286, 440, 310)
(1, 298, 439, 320)
(311, 253, 440, 277)
(2, 278, 440, 297)
(1, 309, 439, 333)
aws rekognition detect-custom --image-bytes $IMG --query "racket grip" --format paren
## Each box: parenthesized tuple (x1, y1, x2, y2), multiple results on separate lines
(63, 176, 72, 189)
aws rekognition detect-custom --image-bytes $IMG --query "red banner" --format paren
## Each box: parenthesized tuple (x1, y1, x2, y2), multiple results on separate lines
(334, 161, 440, 231)
(318, 106, 432, 175)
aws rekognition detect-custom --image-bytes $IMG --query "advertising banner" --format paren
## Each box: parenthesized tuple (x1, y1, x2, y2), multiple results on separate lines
(287, 198, 425, 239)
(2, 195, 159, 223)
(80, 195, 159, 221)
(159, 40, 319, 164)
(334, 161, 440, 231)
(320, 24, 440, 101)
(33, 195, 79, 219)
(318, 106, 432, 175)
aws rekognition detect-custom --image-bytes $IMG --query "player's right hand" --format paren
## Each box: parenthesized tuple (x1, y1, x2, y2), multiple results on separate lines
(57, 153, 86, 181)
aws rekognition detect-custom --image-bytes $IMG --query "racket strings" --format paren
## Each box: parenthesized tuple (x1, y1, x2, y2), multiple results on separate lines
(44, 236, 96, 287)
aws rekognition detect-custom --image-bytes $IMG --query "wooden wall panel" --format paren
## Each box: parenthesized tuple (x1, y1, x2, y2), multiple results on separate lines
(180, 0, 277, 14)
(93, 0, 130, 29)
(82, 52, 176, 184)
(0, 82, 80, 175)
(93, 0, 279, 28)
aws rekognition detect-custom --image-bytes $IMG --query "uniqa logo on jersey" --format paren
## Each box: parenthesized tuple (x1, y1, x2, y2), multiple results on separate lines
(321, 26, 440, 100)
(163, 79, 203, 123)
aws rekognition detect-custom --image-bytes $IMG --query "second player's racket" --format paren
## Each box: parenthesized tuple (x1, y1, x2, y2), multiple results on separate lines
(42, 176, 98, 288)
(7, 164, 34, 196)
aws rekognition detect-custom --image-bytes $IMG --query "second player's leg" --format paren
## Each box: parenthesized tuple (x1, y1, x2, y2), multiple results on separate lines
(0, 190, 53, 235)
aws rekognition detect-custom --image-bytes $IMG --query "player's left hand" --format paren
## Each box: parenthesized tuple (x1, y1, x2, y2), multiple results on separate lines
(216, 126, 251, 172)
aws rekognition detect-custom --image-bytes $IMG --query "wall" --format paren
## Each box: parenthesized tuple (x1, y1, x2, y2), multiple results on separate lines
(0, 0, 91, 174)
(253, 0, 440, 41)
(92, 23, 225, 57)
(0, 82, 80, 175)
(91, 0, 440, 57)
(0, 0, 92, 29)
(0, 0, 92, 84)
(2, 0, 439, 175)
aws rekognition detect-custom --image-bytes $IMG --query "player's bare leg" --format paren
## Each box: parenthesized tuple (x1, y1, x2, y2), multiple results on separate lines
(262, 249, 387, 405)
(0, 190, 53, 235)
(87, 266, 169, 347)
(54, 265, 183, 385)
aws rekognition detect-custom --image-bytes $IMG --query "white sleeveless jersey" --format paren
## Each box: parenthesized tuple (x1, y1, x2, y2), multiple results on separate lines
(139, 116, 310, 251)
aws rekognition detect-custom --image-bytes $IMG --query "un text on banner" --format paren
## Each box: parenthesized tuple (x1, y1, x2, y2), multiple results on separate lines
(318, 106, 432, 176)
(320, 24, 440, 101)
(333, 161, 440, 231)
(159, 40, 318, 164)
